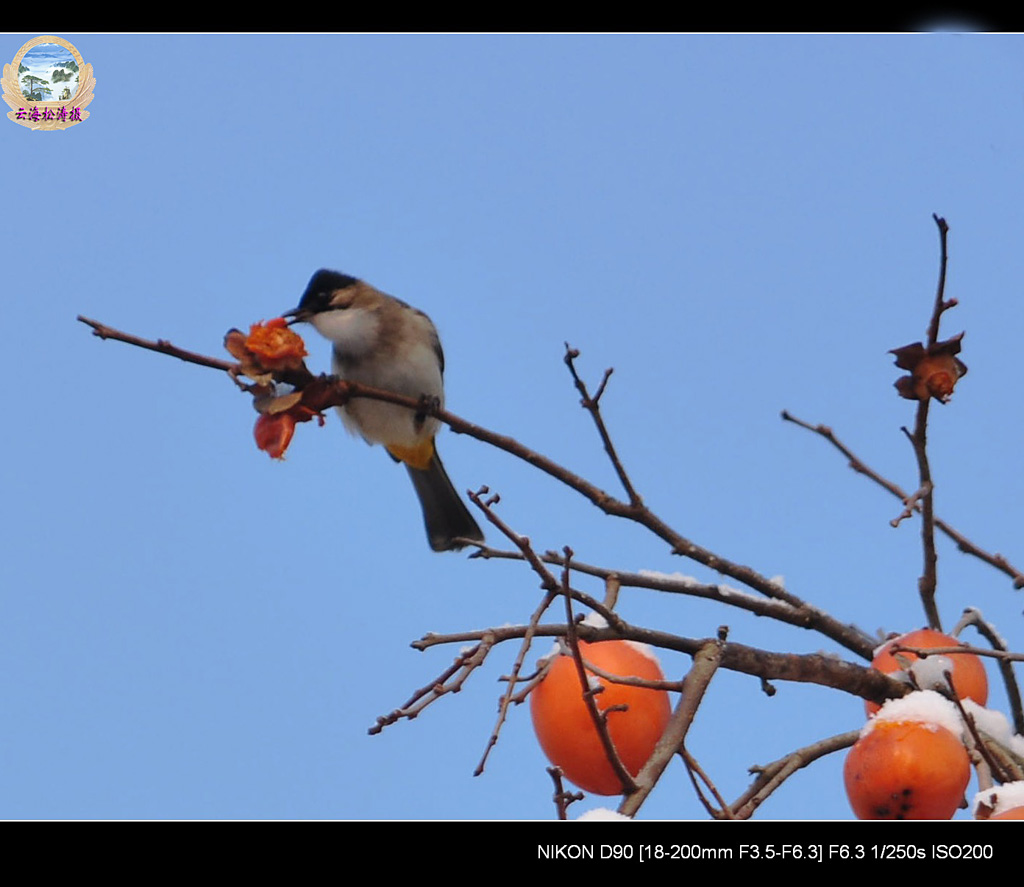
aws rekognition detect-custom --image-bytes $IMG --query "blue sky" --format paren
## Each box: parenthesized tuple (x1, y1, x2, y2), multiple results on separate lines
(3, 33, 1024, 821)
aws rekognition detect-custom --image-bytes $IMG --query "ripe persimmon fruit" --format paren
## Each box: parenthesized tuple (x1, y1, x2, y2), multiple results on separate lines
(530, 639, 671, 795)
(989, 807, 1024, 820)
(254, 412, 297, 459)
(866, 628, 988, 716)
(844, 719, 970, 820)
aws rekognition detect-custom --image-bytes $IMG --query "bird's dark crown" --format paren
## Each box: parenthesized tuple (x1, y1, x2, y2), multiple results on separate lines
(298, 269, 360, 312)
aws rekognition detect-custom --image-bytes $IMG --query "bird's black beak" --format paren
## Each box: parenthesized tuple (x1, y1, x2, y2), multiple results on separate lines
(282, 307, 307, 326)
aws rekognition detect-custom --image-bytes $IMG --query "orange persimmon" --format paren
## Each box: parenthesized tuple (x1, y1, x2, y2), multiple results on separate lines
(866, 628, 988, 716)
(530, 639, 671, 796)
(243, 318, 307, 370)
(844, 719, 970, 820)
(254, 411, 297, 460)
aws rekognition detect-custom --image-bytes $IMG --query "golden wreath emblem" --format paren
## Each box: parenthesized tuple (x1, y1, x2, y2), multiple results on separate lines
(3, 35, 95, 131)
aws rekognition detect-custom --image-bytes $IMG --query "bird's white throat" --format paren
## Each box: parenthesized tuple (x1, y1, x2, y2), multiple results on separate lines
(310, 306, 380, 360)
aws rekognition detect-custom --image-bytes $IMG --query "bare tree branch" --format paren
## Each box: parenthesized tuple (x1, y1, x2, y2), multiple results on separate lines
(413, 620, 911, 708)
(781, 412, 1024, 589)
(78, 315, 235, 372)
(367, 636, 495, 735)
(907, 214, 954, 630)
(81, 313, 880, 660)
(561, 582, 639, 796)
(682, 748, 737, 820)
(732, 730, 860, 819)
(547, 768, 584, 820)
(620, 630, 726, 818)
(952, 608, 1024, 734)
(466, 491, 562, 776)
(79, 214, 1024, 822)
(563, 344, 642, 507)
(473, 545, 877, 658)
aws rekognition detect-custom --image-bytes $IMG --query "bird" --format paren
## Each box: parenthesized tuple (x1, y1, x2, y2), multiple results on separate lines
(284, 269, 485, 552)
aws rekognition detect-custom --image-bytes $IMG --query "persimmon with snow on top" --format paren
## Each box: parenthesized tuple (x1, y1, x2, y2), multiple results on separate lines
(865, 628, 988, 716)
(845, 691, 970, 820)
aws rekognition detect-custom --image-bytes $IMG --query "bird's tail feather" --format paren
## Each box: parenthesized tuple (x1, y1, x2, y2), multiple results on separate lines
(406, 452, 484, 552)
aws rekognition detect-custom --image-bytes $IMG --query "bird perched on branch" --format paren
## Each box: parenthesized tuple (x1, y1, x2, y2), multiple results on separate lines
(285, 269, 484, 552)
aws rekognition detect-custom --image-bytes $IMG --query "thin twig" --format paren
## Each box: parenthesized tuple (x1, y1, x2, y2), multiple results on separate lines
(731, 730, 860, 819)
(564, 344, 642, 506)
(891, 481, 933, 528)
(926, 214, 953, 347)
(561, 585, 639, 796)
(949, 673, 1014, 784)
(367, 637, 494, 734)
(681, 748, 737, 820)
(575, 658, 684, 693)
(475, 587, 558, 776)
(466, 493, 564, 776)
(472, 544, 877, 658)
(547, 768, 584, 820)
(890, 642, 1024, 664)
(952, 608, 1024, 734)
(781, 411, 1024, 589)
(78, 315, 236, 372)
(907, 401, 941, 631)
(464, 503, 628, 635)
